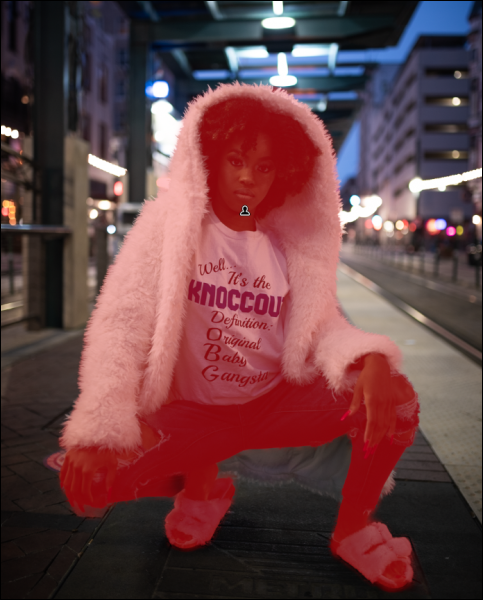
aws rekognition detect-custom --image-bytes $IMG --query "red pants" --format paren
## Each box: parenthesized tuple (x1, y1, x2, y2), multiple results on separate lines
(99, 373, 419, 515)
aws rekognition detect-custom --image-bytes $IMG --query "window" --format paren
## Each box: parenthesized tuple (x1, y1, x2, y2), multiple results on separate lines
(425, 68, 469, 78)
(98, 64, 108, 104)
(99, 123, 107, 159)
(83, 53, 92, 92)
(114, 109, 126, 133)
(82, 113, 91, 142)
(425, 97, 469, 106)
(118, 47, 128, 67)
(116, 78, 126, 98)
(424, 150, 468, 160)
(424, 123, 468, 133)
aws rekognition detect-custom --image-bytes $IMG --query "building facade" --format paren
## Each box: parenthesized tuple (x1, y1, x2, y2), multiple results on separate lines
(467, 0, 482, 241)
(358, 35, 476, 246)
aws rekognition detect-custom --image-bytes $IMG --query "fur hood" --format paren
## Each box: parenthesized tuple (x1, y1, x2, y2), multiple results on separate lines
(59, 82, 402, 456)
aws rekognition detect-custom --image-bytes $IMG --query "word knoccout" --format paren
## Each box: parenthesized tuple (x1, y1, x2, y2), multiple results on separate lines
(188, 279, 283, 317)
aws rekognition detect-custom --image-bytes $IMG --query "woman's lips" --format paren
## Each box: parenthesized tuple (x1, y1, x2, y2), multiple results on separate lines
(234, 191, 254, 198)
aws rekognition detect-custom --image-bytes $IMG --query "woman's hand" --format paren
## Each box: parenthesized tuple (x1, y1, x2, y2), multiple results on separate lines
(59, 446, 123, 511)
(59, 422, 162, 511)
(348, 353, 413, 450)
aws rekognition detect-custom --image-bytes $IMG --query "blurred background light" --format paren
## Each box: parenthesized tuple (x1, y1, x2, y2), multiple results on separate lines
(262, 17, 295, 29)
(236, 47, 269, 59)
(384, 221, 394, 232)
(113, 181, 123, 196)
(277, 53, 288, 76)
(409, 222, 417, 232)
(452, 97, 461, 106)
(273, 1, 283, 15)
(88, 154, 126, 177)
(98, 200, 111, 211)
(349, 195, 361, 206)
(292, 45, 329, 57)
(456, 225, 464, 235)
(372, 215, 383, 230)
(435, 218, 447, 230)
(395, 220, 405, 230)
(269, 74, 297, 86)
(426, 219, 438, 234)
(446, 226, 457, 237)
(151, 100, 174, 114)
(89, 209, 98, 219)
(365, 219, 373, 229)
(107, 225, 116, 235)
(473, 215, 482, 225)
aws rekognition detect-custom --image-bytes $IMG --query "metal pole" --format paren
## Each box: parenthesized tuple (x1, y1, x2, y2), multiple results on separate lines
(452, 251, 458, 283)
(476, 260, 481, 290)
(434, 251, 440, 277)
(8, 232, 15, 295)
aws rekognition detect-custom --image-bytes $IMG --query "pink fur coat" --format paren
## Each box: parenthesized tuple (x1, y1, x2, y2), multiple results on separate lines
(59, 83, 403, 483)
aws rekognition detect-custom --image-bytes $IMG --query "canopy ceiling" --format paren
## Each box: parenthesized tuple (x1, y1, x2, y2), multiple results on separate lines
(116, 1, 419, 151)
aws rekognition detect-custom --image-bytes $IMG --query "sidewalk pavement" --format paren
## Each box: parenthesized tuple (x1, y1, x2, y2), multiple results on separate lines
(1, 268, 481, 599)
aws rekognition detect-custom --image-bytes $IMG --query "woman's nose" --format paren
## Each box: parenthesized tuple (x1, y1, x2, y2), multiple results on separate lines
(239, 169, 255, 182)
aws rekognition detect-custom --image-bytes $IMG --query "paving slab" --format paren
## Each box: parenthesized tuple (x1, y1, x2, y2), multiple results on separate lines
(52, 476, 481, 599)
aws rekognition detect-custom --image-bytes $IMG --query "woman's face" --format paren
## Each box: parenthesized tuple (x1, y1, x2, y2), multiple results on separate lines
(215, 131, 276, 218)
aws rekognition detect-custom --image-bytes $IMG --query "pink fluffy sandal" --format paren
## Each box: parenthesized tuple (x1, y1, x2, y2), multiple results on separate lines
(165, 477, 235, 549)
(329, 522, 414, 592)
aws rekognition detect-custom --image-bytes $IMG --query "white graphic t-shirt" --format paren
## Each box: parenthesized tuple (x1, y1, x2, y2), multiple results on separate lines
(171, 203, 290, 405)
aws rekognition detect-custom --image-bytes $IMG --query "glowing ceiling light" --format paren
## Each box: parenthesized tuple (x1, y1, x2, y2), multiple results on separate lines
(277, 53, 288, 76)
(269, 74, 297, 87)
(261, 17, 295, 29)
(273, 1, 283, 15)
(236, 47, 269, 59)
(292, 45, 329, 57)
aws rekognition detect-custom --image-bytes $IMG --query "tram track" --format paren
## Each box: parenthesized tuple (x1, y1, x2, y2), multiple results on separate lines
(338, 254, 482, 367)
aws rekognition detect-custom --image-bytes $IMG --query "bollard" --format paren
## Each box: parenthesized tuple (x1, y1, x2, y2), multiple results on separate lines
(452, 252, 458, 283)
(434, 251, 440, 277)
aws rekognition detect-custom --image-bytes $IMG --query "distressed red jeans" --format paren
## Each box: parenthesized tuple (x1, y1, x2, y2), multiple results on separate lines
(94, 373, 420, 515)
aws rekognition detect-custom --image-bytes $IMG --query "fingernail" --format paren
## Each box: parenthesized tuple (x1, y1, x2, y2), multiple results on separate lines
(340, 410, 351, 421)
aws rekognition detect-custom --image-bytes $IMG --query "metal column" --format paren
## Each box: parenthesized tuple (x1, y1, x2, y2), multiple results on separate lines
(33, 1, 68, 328)
(128, 25, 149, 204)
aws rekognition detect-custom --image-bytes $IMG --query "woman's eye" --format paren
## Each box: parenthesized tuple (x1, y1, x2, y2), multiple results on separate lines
(259, 165, 272, 173)
(229, 158, 241, 166)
